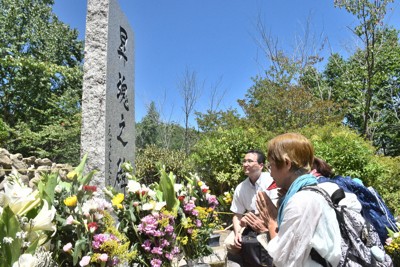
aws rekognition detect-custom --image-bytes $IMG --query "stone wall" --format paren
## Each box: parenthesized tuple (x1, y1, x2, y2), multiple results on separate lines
(0, 148, 73, 190)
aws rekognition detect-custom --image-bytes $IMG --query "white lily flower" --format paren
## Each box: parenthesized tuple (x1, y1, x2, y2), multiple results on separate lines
(174, 184, 184, 192)
(4, 181, 33, 202)
(154, 201, 166, 211)
(147, 189, 156, 198)
(29, 200, 56, 233)
(126, 180, 141, 193)
(142, 203, 154, 211)
(2, 182, 40, 216)
(12, 254, 37, 267)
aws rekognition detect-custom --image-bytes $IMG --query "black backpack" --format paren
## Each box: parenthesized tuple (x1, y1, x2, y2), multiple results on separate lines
(302, 185, 393, 267)
(240, 227, 273, 267)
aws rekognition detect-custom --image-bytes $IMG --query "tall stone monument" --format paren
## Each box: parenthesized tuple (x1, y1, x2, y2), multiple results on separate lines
(81, 0, 135, 190)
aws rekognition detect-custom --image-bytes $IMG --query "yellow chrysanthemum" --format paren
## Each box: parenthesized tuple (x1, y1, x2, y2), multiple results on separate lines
(181, 236, 188, 245)
(112, 193, 124, 208)
(66, 170, 78, 181)
(64, 195, 78, 207)
(198, 181, 203, 186)
(191, 229, 199, 239)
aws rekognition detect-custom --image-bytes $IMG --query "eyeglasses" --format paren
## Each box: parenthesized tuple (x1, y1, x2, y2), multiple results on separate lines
(242, 159, 258, 164)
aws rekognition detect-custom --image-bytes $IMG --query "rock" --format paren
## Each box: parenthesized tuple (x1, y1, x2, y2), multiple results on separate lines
(29, 174, 42, 189)
(0, 148, 10, 157)
(0, 154, 12, 169)
(37, 165, 51, 173)
(12, 157, 28, 175)
(10, 153, 23, 161)
(27, 165, 35, 179)
(20, 174, 29, 186)
(35, 158, 53, 166)
(23, 156, 37, 166)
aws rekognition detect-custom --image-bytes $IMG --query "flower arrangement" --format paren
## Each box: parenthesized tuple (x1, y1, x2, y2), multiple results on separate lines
(0, 155, 136, 267)
(104, 163, 181, 267)
(174, 173, 221, 262)
(49, 155, 136, 266)
(0, 156, 221, 267)
(385, 221, 400, 266)
(105, 163, 222, 266)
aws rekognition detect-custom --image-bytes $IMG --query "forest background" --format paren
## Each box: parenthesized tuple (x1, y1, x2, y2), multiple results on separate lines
(0, 0, 400, 214)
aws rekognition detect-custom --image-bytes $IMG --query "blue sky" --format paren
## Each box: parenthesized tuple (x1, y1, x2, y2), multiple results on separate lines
(53, 0, 400, 127)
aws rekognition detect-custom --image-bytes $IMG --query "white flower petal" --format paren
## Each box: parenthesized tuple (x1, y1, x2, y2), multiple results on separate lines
(30, 200, 56, 232)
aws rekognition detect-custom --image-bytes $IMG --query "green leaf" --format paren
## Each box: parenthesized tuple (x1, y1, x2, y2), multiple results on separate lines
(75, 153, 88, 177)
(25, 236, 40, 254)
(37, 173, 59, 204)
(159, 166, 179, 212)
(78, 170, 97, 186)
(72, 238, 88, 265)
(0, 206, 23, 266)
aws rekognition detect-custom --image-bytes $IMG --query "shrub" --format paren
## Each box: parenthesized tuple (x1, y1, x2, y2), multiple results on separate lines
(301, 123, 400, 213)
(191, 127, 273, 196)
(134, 145, 192, 185)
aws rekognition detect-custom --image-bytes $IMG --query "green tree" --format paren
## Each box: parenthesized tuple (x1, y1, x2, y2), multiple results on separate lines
(136, 101, 161, 149)
(136, 101, 191, 151)
(334, 0, 396, 139)
(195, 108, 244, 133)
(238, 78, 344, 132)
(321, 29, 400, 155)
(0, 0, 84, 163)
(158, 122, 187, 151)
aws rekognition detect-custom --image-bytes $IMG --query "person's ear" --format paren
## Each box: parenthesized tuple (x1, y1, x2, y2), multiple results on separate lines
(283, 156, 291, 170)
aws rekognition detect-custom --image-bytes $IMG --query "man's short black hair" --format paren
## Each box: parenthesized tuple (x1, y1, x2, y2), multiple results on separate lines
(246, 149, 266, 164)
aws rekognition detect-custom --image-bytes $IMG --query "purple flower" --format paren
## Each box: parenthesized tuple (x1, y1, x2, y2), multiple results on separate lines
(172, 246, 180, 254)
(92, 233, 119, 250)
(192, 209, 199, 216)
(184, 202, 196, 213)
(92, 240, 101, 249)
(151, 258, 162, 267)
(165, 224, 174, 234)
(165, 253, 173, 260)
(196, 219, 202, 227)
(112, 257, 119, 266)
(142, 239, 152, 252)
(160, 238, 170, 248)
(207, 194, 219, 207)
(138, 214, 160, 236)
(153, 230, 163, 237)
(151, 246, 163, 255)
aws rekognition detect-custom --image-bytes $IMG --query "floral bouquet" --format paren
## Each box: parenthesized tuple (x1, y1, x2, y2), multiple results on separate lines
(0, 154, 136, 267)
(174, 173, 220, 262)
(104, 163, 181, 267)
(49, 155, 136, 266)
(0, 170, 57, 266)
(385, 221, 400, 266)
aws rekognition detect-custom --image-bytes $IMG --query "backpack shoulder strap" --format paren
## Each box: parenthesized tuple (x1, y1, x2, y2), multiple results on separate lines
(310, 248, 333, 267)
(301, 186, 343, 267)
(302, 185, 345, 207)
